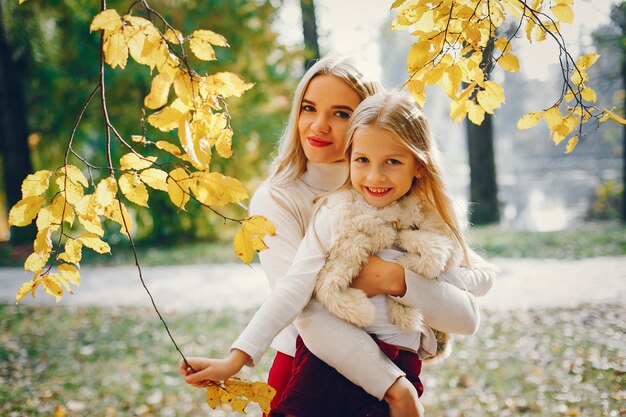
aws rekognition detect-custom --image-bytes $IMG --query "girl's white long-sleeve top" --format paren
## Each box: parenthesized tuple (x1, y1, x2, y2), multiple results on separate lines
(237, 161, 494, 400)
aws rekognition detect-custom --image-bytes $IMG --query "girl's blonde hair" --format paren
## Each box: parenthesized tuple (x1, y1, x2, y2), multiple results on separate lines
(345, 90, 473, 265)
(271, 55, 382, 184)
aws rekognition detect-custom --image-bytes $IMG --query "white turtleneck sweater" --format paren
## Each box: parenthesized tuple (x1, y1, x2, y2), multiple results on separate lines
(237, 161, 493, 400)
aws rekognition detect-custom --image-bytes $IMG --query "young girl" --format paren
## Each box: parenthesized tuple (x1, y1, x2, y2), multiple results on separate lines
(181, 90, 495, 416)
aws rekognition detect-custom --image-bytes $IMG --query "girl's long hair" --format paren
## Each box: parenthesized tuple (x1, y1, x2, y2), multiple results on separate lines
(344, 90, 473, 265)
(270, 55, 382, 185)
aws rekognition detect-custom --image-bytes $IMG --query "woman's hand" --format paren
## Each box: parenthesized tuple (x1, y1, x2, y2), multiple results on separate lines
(384, 376, 425, 417)
(350, 255, 406, 297)
(178, 350, 250, 387)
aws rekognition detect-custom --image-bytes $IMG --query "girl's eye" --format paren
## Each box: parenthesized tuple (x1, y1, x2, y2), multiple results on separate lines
(387, 159, 401, 165)
(334, 110, 351, 119)
(354, 157, 369, 163)
(302, 105, 315, 112)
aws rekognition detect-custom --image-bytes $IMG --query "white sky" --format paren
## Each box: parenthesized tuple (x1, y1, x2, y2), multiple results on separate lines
(275, 0, 617, 82)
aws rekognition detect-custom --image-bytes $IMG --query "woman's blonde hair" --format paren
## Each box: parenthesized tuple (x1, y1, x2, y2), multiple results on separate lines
(271, 55, 382, 184)
(344, 90, 473, 265)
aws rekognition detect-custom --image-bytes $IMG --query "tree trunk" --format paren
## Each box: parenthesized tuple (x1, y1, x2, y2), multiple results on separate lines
(466, 114, 500, 224)
(0, 20, 35, 244)
(622, 44, 626, 223)
(465, 38, 499, 225)
(300, 0, 320, 70)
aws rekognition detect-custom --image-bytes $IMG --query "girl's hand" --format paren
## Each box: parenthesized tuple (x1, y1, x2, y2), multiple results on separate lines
(179, 350, 250, 387)
(384, 376, 425, 417)
(350, 255, 406, 297)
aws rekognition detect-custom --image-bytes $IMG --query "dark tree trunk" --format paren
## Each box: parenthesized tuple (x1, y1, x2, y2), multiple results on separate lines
(300, 0, 320, 70)
(466, 114, 500, 224)
(0, 19, 35, 243)
(465, 38, 499, 225)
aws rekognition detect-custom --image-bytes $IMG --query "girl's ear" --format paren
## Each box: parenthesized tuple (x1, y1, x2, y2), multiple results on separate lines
(415, 162, 427, 179)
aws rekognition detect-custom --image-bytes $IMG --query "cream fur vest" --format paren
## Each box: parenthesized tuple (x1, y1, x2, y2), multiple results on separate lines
(314, 189, 463, 361)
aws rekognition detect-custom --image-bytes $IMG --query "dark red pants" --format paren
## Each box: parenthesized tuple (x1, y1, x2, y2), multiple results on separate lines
(270, 336, 423, 417)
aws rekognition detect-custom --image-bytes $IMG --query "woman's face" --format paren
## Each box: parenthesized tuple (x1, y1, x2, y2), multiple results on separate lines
(297, 75, 362, 164)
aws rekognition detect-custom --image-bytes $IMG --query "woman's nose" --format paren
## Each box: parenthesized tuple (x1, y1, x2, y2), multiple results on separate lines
(311, 114, 330, 134)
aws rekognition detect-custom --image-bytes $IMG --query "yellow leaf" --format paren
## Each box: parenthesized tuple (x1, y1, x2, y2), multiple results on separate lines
(543, 106, 563, 130)
(234, 226, 254, 265)
(131, 135, 146, 143)
(124, 15, 161, 67)
(16, 280, 39, 304)
(242, 215, 276, 236)
(215, 129, 233, 159)
(140, 168, 169, 191)
(206, 385, 220, 409)
(494, 37, 512, 53)
(57, 239, 83, 264)
(498, 53, 520, 72)
(174, 70, 198, 107)
(79, 233, 111, 254)
(58, 264, 81, 287)
(249, 381, 276, 414)
(167, 168, 191, 209)
(163, 28, 184, 45)
(576, 53, 600, 70)
(203, 72, 254, 98)
(551, 4, 574, 24)
(581, 87, 596, 102)
(144, 73, 172, 110)
(104, 30, 128, 70)
(147, 101, 187, 132)
(449, 99, 468, 123)
(21, 170, 52, 198)
(95, 177, 118, 209)
(78, 214, 104, 237)
(8, 196, 46, 227)
(120, 153, 157, 171)
(570, 69, 588, 86)
(191, 172, 248, 206)
(119, 173, 149, 207)
(179, 118, 203, 170)
(43, 274, 64, 302)
(90, 9, 122, 32)
(517, 112, 543, 130)
(564, 89, 575, 102)
(607, 110, 626, 125)
(25, 251, 49, 273)
(103, 200, 133, 238)
(565, 135, 579, 154)
(468, 102, 485, 125)
(36, 196, 64, 231)
(34, 228, 53, 255)
(190, 30, 228, 61)
(56, 175, 84, 206)
(62, 165, 88, 187)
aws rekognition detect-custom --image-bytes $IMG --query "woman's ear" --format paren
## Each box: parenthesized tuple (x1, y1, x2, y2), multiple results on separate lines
(415, 162, 427, 179)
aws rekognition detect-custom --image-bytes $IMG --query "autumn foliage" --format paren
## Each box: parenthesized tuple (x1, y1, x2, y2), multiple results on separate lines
(9, 5, 275, 306)
(392, 0, 626, 153)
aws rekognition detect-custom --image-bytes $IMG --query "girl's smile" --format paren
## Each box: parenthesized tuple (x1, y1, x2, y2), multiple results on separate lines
(350, 126, 422, 208)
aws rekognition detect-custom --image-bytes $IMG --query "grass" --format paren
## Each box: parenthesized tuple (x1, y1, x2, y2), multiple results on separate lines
(1, 303, 624, 417)
(1, 221, 625, 267)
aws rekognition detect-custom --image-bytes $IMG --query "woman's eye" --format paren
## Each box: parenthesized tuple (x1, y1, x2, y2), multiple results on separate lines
(334, 110, 351, 119)
(302, 105, 315, 112)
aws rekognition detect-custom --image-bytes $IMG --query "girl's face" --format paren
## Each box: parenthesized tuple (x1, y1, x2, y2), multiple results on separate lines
(298, 75, 362, 164)
(350, 126, 423, 208)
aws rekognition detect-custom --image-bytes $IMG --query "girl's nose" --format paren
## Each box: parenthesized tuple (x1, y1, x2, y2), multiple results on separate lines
(367, 167, 386, 182)
(311, 114, 330, 134)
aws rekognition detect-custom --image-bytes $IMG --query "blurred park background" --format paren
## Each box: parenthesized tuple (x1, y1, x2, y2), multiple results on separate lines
(0, 0, 624, 416)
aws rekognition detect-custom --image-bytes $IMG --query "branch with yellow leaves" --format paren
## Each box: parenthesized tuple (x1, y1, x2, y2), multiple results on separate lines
(393, 0, 626, 153)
